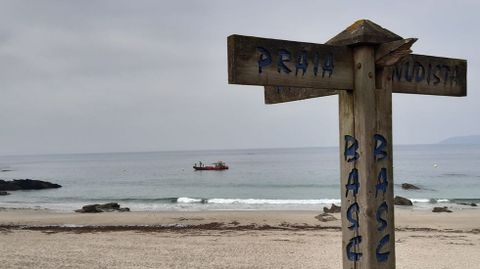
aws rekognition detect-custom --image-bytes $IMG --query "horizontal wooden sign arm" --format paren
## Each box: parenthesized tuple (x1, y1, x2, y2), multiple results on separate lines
(263, 53, 466, 104)
(228, 35, 354, 90)
(264, 86, 337, 104)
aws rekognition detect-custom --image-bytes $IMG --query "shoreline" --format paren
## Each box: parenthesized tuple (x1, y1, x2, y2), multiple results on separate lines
(1, 207, 479, 231)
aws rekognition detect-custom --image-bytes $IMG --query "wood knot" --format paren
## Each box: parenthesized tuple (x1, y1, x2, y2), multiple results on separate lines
(368, 72, 373, 78)
(356, 63, 362, 69)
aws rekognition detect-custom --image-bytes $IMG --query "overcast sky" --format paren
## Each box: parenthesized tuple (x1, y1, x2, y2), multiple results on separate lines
(0, 0, 478, 155)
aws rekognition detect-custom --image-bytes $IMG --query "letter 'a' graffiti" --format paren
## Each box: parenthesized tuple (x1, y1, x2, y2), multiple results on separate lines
(345, 168, 359, 197)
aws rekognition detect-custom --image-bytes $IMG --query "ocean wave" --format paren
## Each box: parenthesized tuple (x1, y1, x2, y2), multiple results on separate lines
(206, 198, 340, 205)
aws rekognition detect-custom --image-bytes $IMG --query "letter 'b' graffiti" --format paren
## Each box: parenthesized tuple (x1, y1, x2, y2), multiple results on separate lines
(344, 135, 359, 162)
(374, 134, 387, 161)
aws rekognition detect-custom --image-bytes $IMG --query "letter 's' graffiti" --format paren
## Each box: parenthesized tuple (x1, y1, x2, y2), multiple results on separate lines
(376, 202, 388, 232)
(347, 202, 360, 230)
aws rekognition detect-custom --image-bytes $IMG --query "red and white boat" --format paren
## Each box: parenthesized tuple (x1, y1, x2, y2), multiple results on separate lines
(193, 161, 229, 171)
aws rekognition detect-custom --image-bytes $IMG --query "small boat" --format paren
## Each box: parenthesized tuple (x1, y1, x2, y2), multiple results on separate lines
(193, 161, 229, 171)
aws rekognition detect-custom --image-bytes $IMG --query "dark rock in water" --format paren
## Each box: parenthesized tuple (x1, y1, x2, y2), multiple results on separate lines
(394, 196, 413, 206)
(432, 206, 452, 213)
(315, 213, 337, 222)
(0, 179, 61, 191)
(457, 202, 478, 207)
(0, 191, 10, 196)
(401, 183, 421, 190)
(75, 202, 130, 213)
(323, 204, 341, 213)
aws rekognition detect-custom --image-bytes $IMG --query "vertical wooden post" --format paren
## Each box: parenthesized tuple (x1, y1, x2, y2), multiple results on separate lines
(339, 46, 395, 269)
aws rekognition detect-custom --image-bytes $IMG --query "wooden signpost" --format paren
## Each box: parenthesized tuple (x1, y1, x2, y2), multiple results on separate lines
(227, 19, 467, 269)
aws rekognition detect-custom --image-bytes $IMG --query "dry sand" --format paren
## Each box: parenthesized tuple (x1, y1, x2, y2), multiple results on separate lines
(0, 208, 479, 268)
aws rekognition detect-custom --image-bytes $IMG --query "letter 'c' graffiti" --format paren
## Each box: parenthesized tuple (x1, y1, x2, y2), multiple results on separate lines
(347, 236, 363, 261)
(376, 234, 391, 262)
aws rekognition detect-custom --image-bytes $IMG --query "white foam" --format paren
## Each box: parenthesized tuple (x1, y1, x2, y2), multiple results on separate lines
(411, 199, 430, 203)
(177, 197, 203, 203)
(206, 198, 340, 205)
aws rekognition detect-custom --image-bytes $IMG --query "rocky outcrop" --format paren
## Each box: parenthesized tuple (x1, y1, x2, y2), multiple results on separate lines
(394, 196, 413, 206)
(323, 204, 341, 213)
(401, 183, 421, 190)
(315, 213, 337, 222)
(75, 202, 130, 213)
(0, 191, 10, 195)
(0, 179, 61, 191)
(457, 202, 478, 207)
(432, 206, 452, 213)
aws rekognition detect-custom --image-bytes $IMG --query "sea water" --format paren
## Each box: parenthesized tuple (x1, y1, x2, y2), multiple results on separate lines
(0, 144, 479, 211)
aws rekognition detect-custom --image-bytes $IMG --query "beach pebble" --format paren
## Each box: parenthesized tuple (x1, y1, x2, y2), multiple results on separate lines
(394, 196, 413, 206)
(0, 191, 10, 196)
(432, 206, 452, 213)
(315, 213, 337, 222)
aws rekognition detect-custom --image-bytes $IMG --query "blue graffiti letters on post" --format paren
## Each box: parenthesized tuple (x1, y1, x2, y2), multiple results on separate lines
(295, 50, 308, 76)
(376, 202, 388, 232)
(376, 234, 391, 262)
(375, 168, 388, 198)
(322, 53, 334, 78)
(347, 202, 360, 230)
(256, 47, 272, 74)
(344, 135, 359, 162)
(345, 168, 359, 197)
(374, 134, 387, 161)
(346, 236, 363, 261)
(277, 49, 292, 74)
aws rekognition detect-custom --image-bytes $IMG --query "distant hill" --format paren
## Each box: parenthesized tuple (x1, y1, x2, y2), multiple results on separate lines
(439, 135, 480, 144)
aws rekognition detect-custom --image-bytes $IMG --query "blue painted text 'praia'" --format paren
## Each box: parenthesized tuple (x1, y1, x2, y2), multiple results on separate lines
(256, 47, 334, 77)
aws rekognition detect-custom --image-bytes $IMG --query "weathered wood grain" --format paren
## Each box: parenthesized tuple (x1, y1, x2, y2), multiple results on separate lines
(391, 54, 467, 96)
(326, 19, 403, 46)
(228, 35, 353, 90)
(264, 86, 337, 104)
(340, 46, 395, 269)
(262, 52, 466, 105)
(375, 38, 417, 67)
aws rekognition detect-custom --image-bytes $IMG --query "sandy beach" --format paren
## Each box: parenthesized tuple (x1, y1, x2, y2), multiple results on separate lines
(0, 208, 479, 269)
